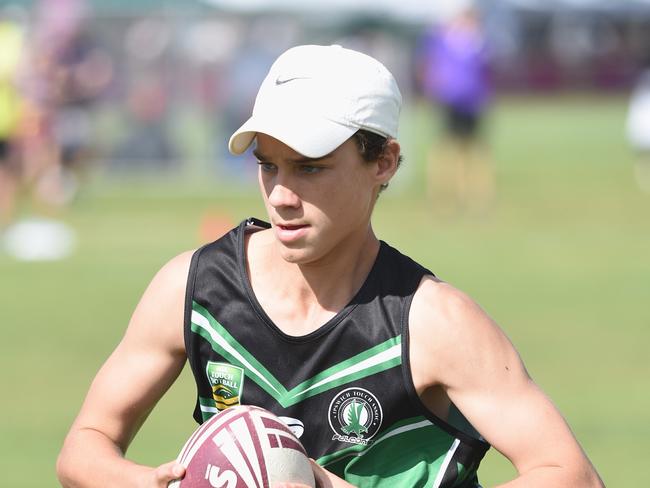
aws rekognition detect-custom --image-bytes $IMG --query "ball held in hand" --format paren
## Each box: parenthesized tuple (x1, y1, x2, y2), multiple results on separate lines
(168, 405, 315, 488)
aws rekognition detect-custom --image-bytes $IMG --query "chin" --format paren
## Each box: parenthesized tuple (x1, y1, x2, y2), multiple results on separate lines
(277, 244, 318, 265)
(279, 249, 308, 264)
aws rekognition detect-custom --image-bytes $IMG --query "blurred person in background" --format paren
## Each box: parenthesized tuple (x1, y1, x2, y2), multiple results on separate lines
(626, 56, 650, 193)
(1, 0, 111, 261)
(0, 5, 80, 262)
(28, 0, 112, 205)
(58, 44, 604, 488)
(217, 21, 289, 178)
(417, 3, 494, 214)
(112, 16, 177, 169)
(112, 74, 178, 169)
(48, 16, 113, 193)
(0, 7, 25, 232)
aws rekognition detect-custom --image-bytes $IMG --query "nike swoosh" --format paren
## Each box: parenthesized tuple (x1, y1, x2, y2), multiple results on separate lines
(278, 416, 305, 438)
(275, 76, 309, 85)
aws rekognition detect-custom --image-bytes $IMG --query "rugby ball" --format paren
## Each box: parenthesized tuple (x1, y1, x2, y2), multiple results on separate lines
(169, 405, 315, 488)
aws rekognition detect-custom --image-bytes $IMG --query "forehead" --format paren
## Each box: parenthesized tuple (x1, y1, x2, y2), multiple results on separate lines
(255, 134, 306, 160)
(254, 133, 358, 163)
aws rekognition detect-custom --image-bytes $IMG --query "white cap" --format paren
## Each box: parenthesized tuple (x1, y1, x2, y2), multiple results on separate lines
(228, 44, 402, 158)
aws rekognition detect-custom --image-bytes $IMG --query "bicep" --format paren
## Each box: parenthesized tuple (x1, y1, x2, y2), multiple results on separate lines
(448, 346, 584, 474)
(412, 280, 587, 474)
(68, 251, 192, 452)
(71, 335, 185, 451)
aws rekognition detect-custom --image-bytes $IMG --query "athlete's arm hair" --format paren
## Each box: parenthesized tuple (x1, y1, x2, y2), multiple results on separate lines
(352, 129, 403, 193)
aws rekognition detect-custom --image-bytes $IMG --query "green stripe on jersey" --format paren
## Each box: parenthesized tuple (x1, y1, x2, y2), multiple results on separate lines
(198, 396, 219, 421)
(191, 302, 401, 408)
(191, 303, 285, 397)
(318, 416, 467, 488)
(286, 337, 401, 403)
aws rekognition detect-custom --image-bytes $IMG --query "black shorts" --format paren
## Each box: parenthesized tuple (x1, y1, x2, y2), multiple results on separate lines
(0, 139, 20, 174)
(443, 105, 481, 139)
(0, 140, 9, 161)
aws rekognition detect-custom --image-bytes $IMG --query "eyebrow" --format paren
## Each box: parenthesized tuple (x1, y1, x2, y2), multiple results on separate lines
(253, 149, 333, 164)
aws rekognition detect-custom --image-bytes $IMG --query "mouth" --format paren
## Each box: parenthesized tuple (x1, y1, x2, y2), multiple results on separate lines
(274, 223, 309, 243)
(277, 223, 308, 231)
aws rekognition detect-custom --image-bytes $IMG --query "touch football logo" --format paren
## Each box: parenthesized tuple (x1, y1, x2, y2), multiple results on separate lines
(328, 387, 383, 446)
(206, 362, 245, 412)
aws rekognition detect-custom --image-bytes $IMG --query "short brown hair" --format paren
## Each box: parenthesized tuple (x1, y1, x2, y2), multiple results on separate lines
(352, 129, 403, 192)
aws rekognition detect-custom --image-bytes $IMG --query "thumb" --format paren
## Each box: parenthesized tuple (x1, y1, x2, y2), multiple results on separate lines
(272, 484, 312, 488)
(155, 460, 186, 484)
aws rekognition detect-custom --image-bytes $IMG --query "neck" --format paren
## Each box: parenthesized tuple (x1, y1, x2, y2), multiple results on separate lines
(293, 227, 380, 305)
(246, 225, 380, 334)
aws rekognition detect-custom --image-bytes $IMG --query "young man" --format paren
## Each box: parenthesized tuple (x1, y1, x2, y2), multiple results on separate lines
(57, 45, 604, 488)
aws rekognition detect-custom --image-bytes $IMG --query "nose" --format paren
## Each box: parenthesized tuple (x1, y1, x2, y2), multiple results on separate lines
(267, 181, 301, 209)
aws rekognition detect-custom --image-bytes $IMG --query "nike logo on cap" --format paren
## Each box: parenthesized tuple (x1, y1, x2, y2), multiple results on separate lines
(275, 76, 309, 85)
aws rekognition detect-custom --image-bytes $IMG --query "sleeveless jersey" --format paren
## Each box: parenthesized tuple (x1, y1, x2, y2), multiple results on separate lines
(184, 218, 490, 487)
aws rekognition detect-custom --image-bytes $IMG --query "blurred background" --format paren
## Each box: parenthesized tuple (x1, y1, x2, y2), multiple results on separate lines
(0, 0, 648, 486)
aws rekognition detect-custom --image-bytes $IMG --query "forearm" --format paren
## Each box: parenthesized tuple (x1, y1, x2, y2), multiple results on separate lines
(57, 427, 155, 488)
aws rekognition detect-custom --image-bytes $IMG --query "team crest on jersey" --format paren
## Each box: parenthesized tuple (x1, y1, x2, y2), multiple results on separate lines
(206, 361, 244, 412)
(328, 387, 383, 446)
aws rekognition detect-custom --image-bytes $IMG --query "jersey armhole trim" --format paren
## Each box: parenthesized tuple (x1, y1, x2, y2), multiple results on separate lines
(400, 275, 490, 451)
(185, 244, 207, 425)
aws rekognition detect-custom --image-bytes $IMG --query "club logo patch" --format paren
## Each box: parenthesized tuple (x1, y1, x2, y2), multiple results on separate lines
(206, 362, 244, 412)
(328, 387, 383, 446)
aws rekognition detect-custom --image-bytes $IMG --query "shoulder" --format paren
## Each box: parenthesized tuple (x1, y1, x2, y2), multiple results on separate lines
(149, 249, 196, 291)
(410, 276, 491, 339)
(409, 276, 519, 389)
(126, 250, 196, 345)
(166, 249, 196, 271)
(193, 218, 265, 266)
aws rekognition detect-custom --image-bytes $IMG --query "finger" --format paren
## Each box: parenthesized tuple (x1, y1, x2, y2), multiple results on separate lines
(308, 459, 329, 488)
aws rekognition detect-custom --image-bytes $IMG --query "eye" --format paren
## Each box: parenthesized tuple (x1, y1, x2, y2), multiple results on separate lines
(257, 162, 276, 173)
(298, 164, 323, 175)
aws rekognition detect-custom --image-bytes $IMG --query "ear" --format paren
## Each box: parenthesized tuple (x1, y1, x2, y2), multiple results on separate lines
(375, 139, 400, 186)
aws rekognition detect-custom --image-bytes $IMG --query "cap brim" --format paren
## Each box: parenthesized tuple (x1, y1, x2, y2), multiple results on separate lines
(228, 114, 357, 159)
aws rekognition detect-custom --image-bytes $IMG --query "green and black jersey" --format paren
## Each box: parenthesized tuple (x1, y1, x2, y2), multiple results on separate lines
(185, 218, 489, 487)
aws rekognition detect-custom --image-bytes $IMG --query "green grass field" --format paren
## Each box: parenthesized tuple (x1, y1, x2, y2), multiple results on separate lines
(1, 95, 648, 487)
